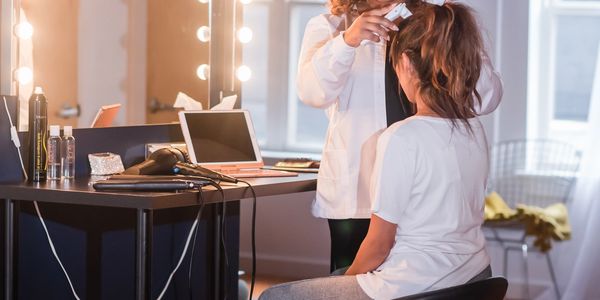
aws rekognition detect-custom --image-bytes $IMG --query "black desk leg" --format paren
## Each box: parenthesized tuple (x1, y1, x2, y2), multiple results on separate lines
(136, 209, 153, 300)
(4, 199, 14, 300)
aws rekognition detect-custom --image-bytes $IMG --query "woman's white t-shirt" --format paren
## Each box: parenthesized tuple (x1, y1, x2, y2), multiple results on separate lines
(356, 116, 491, 299)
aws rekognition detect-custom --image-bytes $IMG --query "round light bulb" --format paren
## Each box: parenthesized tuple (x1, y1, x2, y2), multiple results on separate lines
(15, 67, 33, 85)
(237, 27, 253, 44)
(15, 21, 34, 39)
(196, 64, 210, 80)
(236, 65, 252, 82)
(198, 0, 209, 3)
(196, 26, 210, 42)
(239, 0, 252, 4)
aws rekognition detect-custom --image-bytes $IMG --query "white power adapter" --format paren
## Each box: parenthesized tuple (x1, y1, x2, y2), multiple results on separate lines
(3, 96, 28, 180)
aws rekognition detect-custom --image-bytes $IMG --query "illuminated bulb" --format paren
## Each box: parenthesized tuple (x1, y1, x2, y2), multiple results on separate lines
(239, 0, 252, 4)
(198, 0, 209, 3)
(15, 67, 33, 85)
(236, 65, 252, 82)
(237, 27, 253, 44)
(196, 26, 210, 42)
(15, 21, 34, 39)
(196, 64, 210, 80)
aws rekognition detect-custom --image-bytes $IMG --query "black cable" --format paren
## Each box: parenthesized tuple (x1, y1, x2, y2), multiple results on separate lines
(157, 182, 211, 300)
(194, 178, 228, 299)
(215, 184, 229, 300)
(220, 187, 229, 269)
(198, 178, 229, 300)
(238, 180, 257, 300)
(188, 188, 205, 300)
(170, 222, 178, 299)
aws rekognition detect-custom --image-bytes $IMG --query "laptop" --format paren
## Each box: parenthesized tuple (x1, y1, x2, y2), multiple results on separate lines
(178, 110, 297, 178)
(91, 103, 121, 128)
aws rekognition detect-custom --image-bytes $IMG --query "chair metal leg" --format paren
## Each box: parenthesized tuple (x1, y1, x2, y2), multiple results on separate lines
(503, 246, 509, 278)
(522, 244, 530, 300)
(545, 252, 561, 299)
(489, 228, 511, 278)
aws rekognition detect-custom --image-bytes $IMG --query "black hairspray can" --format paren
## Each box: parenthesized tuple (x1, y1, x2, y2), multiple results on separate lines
(28, 86, 48, 182)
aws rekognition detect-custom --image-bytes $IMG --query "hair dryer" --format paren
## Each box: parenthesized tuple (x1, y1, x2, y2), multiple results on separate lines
(122, 148, 188, 175)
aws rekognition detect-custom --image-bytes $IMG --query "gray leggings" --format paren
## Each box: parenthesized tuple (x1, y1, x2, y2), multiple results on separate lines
(257, 265, 492, 300)
(257, 275, 370, 300)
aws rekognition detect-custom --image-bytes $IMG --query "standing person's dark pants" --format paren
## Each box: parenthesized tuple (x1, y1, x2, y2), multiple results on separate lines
(328, 219, 371, 272)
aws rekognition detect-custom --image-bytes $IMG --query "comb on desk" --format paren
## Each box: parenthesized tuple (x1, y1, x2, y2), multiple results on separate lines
(269, 158, 320, 173)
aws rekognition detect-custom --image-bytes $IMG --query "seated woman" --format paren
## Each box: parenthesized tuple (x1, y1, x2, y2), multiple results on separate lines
(260, 1, 492, 299)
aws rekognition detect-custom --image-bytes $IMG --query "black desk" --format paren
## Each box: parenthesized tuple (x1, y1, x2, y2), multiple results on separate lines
(0, 174, 316, 299)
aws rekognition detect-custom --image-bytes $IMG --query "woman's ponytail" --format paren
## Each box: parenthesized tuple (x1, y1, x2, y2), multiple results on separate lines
(391, 1, 484, 130)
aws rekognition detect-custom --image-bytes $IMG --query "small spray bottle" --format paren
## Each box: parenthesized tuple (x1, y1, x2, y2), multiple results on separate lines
(46, 125, 61, 180)
(61, 126, 76, 179)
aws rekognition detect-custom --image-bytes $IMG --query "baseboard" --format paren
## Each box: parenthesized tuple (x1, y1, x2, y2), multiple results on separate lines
(239, 251, 330, 280)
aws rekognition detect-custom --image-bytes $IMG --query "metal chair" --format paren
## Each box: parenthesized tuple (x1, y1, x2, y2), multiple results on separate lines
(395, 277, 508, 300)
(485, 139, 581, 299)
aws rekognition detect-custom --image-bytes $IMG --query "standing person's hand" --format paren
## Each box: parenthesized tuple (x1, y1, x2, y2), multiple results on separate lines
(343, 3, 400, 47)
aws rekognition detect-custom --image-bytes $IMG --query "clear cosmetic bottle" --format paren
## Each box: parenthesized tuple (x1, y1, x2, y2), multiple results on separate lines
(61, 126, 76, 179)
(47, 125, 61, 180)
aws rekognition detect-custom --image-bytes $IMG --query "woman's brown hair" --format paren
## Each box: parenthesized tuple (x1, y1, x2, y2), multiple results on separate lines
(328, 0, 362, 16)
(390, 1, 483, 130)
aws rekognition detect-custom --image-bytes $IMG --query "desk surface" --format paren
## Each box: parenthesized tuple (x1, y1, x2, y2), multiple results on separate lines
(0, 173, 317, 210)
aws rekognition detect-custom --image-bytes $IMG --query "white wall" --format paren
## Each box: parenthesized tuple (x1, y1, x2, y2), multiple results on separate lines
(495, 0, 530, 142)
(239, 191, 331, 279)
(463, 0, 530, 144)
(78, 0, 128, 127)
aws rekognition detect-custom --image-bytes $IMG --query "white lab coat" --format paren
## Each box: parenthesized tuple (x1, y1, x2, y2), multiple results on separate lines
(297, 14, 503, 219)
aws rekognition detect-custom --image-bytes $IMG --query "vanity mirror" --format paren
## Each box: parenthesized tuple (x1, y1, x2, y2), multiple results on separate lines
(1, 0, 244, 130)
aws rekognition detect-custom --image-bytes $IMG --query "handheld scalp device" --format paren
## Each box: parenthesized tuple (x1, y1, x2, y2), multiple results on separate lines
(360, 0, 445, 46)
(384, 3, 412, 21)
(360, 3, 412, 46)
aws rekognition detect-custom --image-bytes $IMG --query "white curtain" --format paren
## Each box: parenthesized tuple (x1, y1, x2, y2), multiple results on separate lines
(556, 43, 600, 299)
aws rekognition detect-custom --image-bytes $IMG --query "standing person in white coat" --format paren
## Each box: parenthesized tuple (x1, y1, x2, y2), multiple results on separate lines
(296, 0, 502, 273)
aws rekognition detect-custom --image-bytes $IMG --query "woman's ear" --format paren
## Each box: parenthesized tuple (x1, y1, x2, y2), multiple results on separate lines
(401, 53, 414, 75)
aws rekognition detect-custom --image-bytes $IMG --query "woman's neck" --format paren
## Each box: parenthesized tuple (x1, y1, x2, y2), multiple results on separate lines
(414, 96, 440, 117)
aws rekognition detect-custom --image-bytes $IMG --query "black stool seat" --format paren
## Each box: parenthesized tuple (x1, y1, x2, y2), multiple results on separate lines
(395, 277, 508, 300)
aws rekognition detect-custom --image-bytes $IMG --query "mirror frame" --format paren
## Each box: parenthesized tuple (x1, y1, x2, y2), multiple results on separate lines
(0, 0, 17, 96)
(208, 0, 243, 108)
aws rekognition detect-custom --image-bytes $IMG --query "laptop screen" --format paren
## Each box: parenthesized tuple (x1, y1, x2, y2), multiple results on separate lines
(179, 111, 262, 166)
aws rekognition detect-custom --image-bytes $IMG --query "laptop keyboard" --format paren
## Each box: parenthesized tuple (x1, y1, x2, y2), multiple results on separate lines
(218, 169, 260, 175)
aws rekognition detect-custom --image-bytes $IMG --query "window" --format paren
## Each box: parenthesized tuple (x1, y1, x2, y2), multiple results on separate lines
(242, 0, 329, 154)
(528, 0, 600, 149)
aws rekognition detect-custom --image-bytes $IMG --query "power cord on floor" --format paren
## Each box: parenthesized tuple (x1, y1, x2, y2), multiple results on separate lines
(238, 180, 258, 300)
(33, 201, 81, 300)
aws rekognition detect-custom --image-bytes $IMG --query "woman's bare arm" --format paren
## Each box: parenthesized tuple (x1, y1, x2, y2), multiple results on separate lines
(345, 214, 396, 275)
